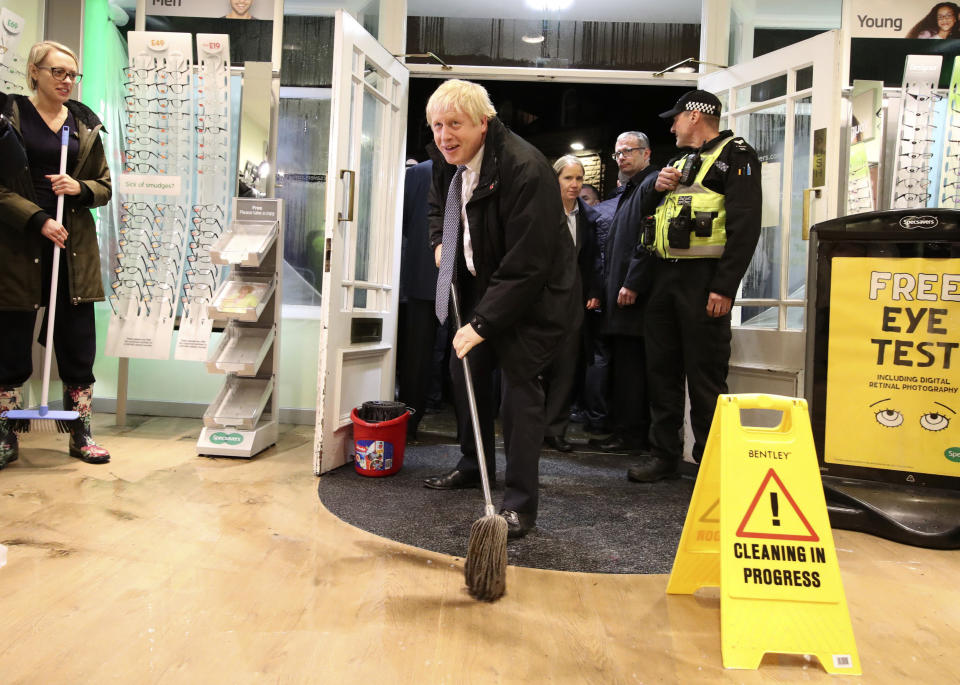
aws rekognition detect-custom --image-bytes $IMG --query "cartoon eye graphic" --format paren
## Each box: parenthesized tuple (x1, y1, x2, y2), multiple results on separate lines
(875, 409, 903, 428)
(919, 413, 950, 432)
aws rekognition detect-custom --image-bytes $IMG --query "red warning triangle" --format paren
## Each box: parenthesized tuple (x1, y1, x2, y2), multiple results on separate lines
(699, 498, 719, 523)
(735, 468, 819, 542)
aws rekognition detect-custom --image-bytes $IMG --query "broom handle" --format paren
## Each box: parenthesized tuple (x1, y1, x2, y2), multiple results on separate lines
(40, 126, 70, 409)
(450, 282, 497, 517)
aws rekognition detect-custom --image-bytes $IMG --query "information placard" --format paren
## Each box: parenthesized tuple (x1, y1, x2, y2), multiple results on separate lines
(825, 258, 960, 476)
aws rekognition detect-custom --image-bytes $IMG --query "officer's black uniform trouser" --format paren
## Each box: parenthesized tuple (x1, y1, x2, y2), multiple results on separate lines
(644, 258, 731, 464)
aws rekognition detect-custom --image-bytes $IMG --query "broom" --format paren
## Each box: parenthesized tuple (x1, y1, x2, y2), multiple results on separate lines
(5, 126, 80, 432)
(450, 282, 507, 602)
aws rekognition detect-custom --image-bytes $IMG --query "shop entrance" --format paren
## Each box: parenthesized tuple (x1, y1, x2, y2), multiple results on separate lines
(401, 31, 844, 459)
(313, 11, 409, 475)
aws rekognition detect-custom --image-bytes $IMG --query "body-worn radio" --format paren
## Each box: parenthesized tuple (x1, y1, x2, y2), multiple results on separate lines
(641, 215, 656, 246)
(677, 152, 702, 186)
(667, 199, 693, 249)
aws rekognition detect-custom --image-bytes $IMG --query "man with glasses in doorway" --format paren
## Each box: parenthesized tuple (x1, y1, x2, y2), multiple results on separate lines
(628, 90, 761, 483)
(592, 132, 659, 456)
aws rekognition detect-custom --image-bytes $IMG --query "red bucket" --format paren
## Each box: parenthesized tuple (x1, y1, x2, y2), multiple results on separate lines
(351, 406, 410, 477)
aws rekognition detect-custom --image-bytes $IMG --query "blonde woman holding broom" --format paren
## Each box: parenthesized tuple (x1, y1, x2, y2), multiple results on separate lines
(421, 79, 581, 549)
(0, 41, 111, 468)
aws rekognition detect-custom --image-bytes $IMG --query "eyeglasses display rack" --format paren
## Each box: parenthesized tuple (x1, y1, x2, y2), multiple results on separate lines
(0, 7, 28, 95)
(847, 142, 874, 214)
(106, 32, 234, 362)
(174, 34, 233, 362)
(106, 32, 194, 359)
(891, 54, 943, 210)
(197, 197, 283, 458)
(939, 56, 960, 209)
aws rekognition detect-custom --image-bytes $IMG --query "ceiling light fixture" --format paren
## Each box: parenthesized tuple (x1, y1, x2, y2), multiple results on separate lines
(570, 142, 584, 151)
(522, 33, 546, 44)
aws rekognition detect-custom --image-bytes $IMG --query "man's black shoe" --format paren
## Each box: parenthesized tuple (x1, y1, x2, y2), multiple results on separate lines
(423, 469, 484, 490)
(627, 455, 680, 483)
(499, 509, 535, 539)
(596, 435, 648, 454)
(544, 435, 573, 453)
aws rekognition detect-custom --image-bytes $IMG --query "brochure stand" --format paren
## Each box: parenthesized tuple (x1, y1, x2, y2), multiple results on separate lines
(197, 198, 283, 458)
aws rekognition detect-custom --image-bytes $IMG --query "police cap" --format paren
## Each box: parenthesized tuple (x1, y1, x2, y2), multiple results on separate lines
(659, 90, 722, 119)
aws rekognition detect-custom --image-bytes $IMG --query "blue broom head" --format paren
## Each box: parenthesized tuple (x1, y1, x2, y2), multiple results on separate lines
(4, 407, 79, 421)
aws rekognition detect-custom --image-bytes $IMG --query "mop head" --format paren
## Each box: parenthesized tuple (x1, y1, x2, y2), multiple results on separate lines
(464, 513, 508, 601)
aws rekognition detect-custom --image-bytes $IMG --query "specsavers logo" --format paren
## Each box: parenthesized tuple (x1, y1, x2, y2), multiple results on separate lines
(899, 215, 939, 230)
(210, 431, 244, 446)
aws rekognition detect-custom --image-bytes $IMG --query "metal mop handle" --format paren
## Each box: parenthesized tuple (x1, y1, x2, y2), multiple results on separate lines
(449, 281, 496, 517)
(40, 126, 70, 411)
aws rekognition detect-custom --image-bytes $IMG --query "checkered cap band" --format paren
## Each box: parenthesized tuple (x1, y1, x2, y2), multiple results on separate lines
(685, 101, 718, 115)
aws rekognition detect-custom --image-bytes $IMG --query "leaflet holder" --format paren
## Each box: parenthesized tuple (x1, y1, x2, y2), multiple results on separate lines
(805, 208, 960, 549)
(206, 322, 275, 376)
(208, 274, 275, 322)
(209, 220, 279, 267)
(203, 376, 274, 430)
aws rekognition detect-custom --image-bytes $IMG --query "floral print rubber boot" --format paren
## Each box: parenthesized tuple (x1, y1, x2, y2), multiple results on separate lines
(0, 385, 22, 468)
(63, 384, 110, 464)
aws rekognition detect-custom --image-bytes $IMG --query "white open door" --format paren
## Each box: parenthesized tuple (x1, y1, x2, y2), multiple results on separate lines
(698, 30, 843, 397)
(313, 11, 409, 475)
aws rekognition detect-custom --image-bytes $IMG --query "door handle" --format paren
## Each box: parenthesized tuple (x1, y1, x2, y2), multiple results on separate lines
(802, 187, 822, 240)
(338, 169, 355, 222)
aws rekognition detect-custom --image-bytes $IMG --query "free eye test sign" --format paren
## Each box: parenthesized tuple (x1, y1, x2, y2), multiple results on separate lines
(825, 258, 960, 476)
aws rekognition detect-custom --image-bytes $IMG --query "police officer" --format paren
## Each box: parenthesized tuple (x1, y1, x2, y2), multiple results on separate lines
(628, 90, 762, 482)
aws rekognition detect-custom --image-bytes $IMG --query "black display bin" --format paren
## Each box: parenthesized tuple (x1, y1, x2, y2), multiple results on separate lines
(805, 208, 960, 549)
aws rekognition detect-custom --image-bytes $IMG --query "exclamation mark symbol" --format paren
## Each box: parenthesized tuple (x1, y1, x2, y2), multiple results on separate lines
(771, 492, 780, 527)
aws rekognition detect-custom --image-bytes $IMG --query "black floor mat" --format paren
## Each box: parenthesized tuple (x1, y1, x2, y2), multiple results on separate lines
(318, 440, 695, 574)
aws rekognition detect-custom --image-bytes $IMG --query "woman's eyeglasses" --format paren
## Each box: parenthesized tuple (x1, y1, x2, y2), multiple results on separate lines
(36, 65, 82, 83)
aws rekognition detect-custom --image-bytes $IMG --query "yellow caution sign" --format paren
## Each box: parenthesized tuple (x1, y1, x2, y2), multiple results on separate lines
(667, 394, 861, 675)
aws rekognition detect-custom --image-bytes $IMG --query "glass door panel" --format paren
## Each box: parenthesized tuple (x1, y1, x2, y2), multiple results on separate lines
(313, 11, 408, 475)
(699, 30, 842, 372)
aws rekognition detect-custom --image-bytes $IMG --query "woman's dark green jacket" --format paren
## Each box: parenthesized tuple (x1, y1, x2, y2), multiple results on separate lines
(0, 93, 111, 311)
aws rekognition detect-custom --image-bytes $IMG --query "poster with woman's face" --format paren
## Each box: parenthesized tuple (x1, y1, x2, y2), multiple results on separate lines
(850, 0, 960, 39)
(145, 0, 275, 21)
(142, 0, 275, 64)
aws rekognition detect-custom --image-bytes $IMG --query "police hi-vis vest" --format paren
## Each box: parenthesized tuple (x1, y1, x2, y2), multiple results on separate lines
(651, 135, 738, 259)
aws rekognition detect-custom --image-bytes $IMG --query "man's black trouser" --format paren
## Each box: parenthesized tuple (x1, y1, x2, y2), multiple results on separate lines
(644, 258, 731, 464)
(397, 298, 438, 434)
(606, 334, 649, 445)
(448, 273, 546, 518)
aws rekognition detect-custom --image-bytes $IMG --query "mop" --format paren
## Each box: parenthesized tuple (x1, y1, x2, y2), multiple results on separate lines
(450, 282, 508, 602)
(5, 126, 80, 431)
